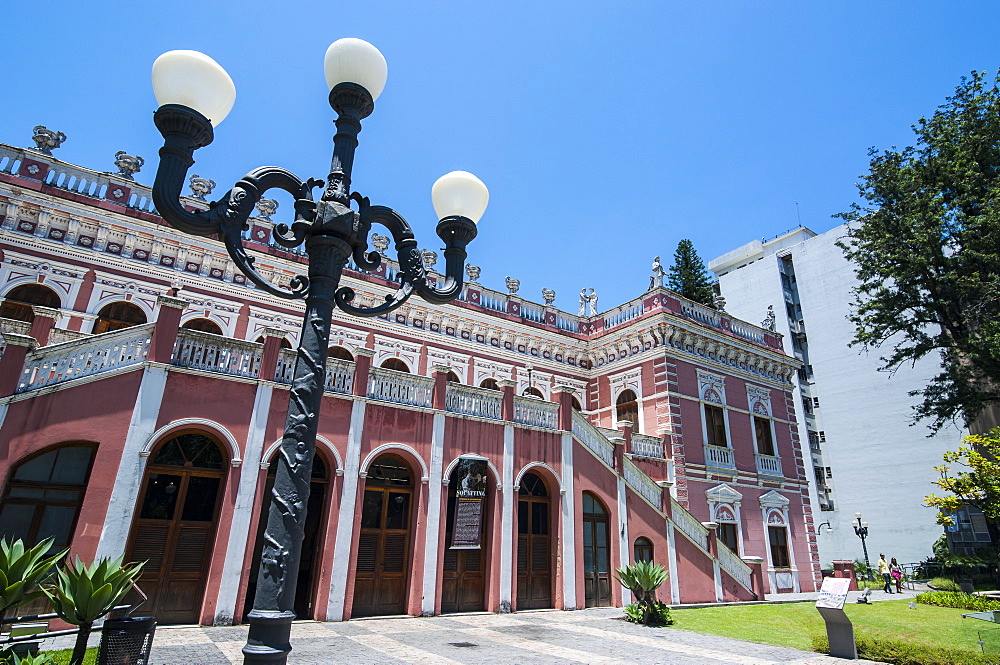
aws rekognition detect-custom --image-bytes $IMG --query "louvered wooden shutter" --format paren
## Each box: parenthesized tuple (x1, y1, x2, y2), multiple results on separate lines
(131, 524, 170, 575)
(356, 532, 379, 573)
(171, 526, 210, 573)
(532, 536, 548, 572)
(382, 533, 407, 572)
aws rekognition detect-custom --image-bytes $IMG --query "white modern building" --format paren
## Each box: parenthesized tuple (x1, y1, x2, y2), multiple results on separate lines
(708, 225, 963, 565)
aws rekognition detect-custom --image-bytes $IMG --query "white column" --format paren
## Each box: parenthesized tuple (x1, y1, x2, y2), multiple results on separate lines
(95, 366, 169, 560)
(499, 424, 515, 612)
(617, 476, 631, 606)
(560, 432, 577, 609)
(213, 383, 273, 624)
(326, 400, 366, 621)
(667, 522, 680, 604)
(420, 413, 446, 616)
(713, 560, 723, 602)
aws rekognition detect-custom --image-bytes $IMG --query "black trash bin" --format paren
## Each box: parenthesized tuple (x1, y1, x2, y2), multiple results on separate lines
(97, 617, 156, 665)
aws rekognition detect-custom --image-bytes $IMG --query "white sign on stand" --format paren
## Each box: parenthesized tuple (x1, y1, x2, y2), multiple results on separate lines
(816, 577, 857, 659)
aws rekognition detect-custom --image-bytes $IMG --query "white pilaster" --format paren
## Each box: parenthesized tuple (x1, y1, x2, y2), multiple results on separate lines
(667, 522, 680, 604)
(420, 413, 446, 616)
(560, 432, 577, 609)
(326, 400, 366, 621)
(499, 424, 515, 613)
(213, 383, 272, 625)
(95, 365, 169, 560)
(617, 476, 631, 605)
(714, 560, 723, 602)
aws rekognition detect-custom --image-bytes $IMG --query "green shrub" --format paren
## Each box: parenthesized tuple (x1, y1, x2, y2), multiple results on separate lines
(623, 601, 673, 626)
(916, 591, 1000, 611)
(614, 561, 669, 626)
(812, 634, 1000, 665)
(928, 577, 961, 591)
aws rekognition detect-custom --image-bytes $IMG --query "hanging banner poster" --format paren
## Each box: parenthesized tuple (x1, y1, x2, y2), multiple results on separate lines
(450, 457, 488, 549)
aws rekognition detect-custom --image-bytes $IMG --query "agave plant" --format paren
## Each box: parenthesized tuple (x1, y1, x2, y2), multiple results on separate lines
(614, 560, 669, 626)
(1, 650, 56, 665)
(0, 537, 66, 622)
(43, 555, 143, 665)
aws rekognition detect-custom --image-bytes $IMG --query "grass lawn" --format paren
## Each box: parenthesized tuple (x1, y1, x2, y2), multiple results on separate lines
(670, 600, 992, 654)
(38, 647, 97, 664)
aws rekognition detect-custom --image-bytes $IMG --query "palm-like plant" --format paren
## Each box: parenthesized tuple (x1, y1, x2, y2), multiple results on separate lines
(43, 556, 143, 665)
(0, 537, 66, 622)
(614, 560, 669, 626)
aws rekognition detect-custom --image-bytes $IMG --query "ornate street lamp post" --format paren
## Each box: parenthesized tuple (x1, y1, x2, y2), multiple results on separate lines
(853, 512, 873, 581)
(148, 38, 487, 664)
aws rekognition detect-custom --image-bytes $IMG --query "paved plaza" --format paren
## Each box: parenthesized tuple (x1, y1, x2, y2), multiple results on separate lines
(45, 604, 883, 665)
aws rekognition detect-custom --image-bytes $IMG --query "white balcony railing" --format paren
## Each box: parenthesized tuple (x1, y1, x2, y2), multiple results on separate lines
(623, 457, 662, 507)
(172, 330, 262, 379)
(572, 412, 616, 468)
(755, 453, 783, 478)
(630, 433, 665, 459)
(703, 444, 736, 471)
(445, 383, 503, 420)
(367, 367, 434, 408)
(718, 543, 754, 590)
(17, 323, 153, 393)
(274, 348, 297, 384)
(670, 497, 709, 550)
(324, 358, 355, 394)
(513, 396, 559, 429)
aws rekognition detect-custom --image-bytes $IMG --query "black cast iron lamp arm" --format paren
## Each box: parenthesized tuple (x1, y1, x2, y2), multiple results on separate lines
(853, 512, 873, 581)
(148, 39, 487, 665)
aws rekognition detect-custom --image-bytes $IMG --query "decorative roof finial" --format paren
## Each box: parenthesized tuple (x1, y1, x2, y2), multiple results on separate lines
(113, 151, 144, 181)
(421, 249, 438, 270)
(188, 174, 216, 201)
(541, 288, 555, 305)
(714, 294, 727, 312)
(30, 126, 66, 155)
(255, 198, 278, 222)
(762, 304, 776, 331)
(505, 276, 520, 295)
(371, 234, 390, 255)
(465, 264, 481, 283)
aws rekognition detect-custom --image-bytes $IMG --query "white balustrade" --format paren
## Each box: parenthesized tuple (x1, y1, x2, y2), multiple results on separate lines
(572, 412, 616, 468)
(604, 300, 644, 329)
(703, 444, 736, 471)
(446, 383, 503, 420)
(17, 323, 153, 393)
(367, 366, 434, 408)
(47, 328, 91, 345)
(513, 396, 559, 429)
(681, 301, 721, 329)
(555, 313, 579, 332)
(755, 453, 783, 478)
(478, 291, 507, 313)
(520, 301, 545, 324)
(274, 348, 297, 384)
(172, 329, 262, 379)
(324, 358, 355, 394)
(670, 497, 709, 550)
(623, 457, 662, 507)
(630, 433, 665, 459)
(729, 320, 766, 345)
(717, 542, 754, 590)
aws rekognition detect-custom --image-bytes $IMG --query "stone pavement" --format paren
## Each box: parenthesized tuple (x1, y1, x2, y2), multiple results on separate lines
(45, 607, 881, 665)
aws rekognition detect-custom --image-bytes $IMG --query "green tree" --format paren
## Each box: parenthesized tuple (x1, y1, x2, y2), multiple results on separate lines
(836, 70, 1000, 431)
(925, 427, 1000, 550)
(667, 239, 715, 306)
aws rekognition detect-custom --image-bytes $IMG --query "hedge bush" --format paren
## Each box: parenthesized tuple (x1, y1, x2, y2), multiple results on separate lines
(812, 634, 1000, 665)
(928, 577, 961, 592)
(916, 591, 1000, 612)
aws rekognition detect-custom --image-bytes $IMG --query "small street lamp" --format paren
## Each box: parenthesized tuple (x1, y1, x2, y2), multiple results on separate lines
(853, 512, 873, 581)
(149, 38, 487, 665)
(816, 521, 833, 535)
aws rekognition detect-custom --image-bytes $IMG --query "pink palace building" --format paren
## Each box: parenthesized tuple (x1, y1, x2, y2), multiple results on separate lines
(0, 136, 819, 626)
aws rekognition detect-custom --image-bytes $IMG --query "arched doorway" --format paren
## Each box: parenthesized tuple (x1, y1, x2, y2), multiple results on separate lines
(441, 459, 489, 613)
(516, 471, 552, 610)
(0, 284, 61, 323)
(244, 453, 330, 620)
(615, 389, 639, 432)
(93, 301, 147, 334)
(327, 346, 354, 361)
(583, 492, 612, 607)
(379, 358, 410, 373)
(445, 371, 461, 384)
(182, 318, 224, 335)
(522, 387, 543, 398)
(353, 454, 414, 617)
(125, 432, 227, 624)
(255, 335, 292, 349)
(479, 378, 500, 391)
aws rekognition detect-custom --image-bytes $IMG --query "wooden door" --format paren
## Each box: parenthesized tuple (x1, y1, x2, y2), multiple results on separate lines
(583, 492, 611, 608)
(244, 455, 329, 620)
(441, 471, 486, 613)
(352, 455, 413, 617)
(126, 433, 226, 624)
(516, 472, 552, 610)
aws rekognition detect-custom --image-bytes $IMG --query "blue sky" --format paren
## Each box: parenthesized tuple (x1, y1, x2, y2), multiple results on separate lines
(3, 1, 999, 314)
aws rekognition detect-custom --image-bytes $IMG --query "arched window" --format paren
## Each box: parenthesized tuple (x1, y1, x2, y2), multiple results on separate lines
(752, 404, 776, 457)
(445, 371, 461, 384)
(93, 301, 146, 334)
(517, 472, 552, 609)
(0, 284, 61, 323)
(328, 346, 354, 361)
(380, 358, 410, 373)
(480, 378, 500, 391)
(616, 389, 639, 431)
(181, 318, 223, 335)
(582, 492, 612, 607)
(522, 386, 543, 398)
(571, 396, 583, 412)
(255, 335, 292, 349)
(0, 444, 95, 548)
(715, 505, 740, 553)
(633, 537, 653, 563)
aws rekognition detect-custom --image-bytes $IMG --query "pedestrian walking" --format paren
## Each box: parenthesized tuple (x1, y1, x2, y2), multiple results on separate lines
(878, 553, 893, 593)
(890, 557, 904, 593)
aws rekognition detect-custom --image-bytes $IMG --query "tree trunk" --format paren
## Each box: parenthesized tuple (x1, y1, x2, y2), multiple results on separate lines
(69, 623, 92, 665)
